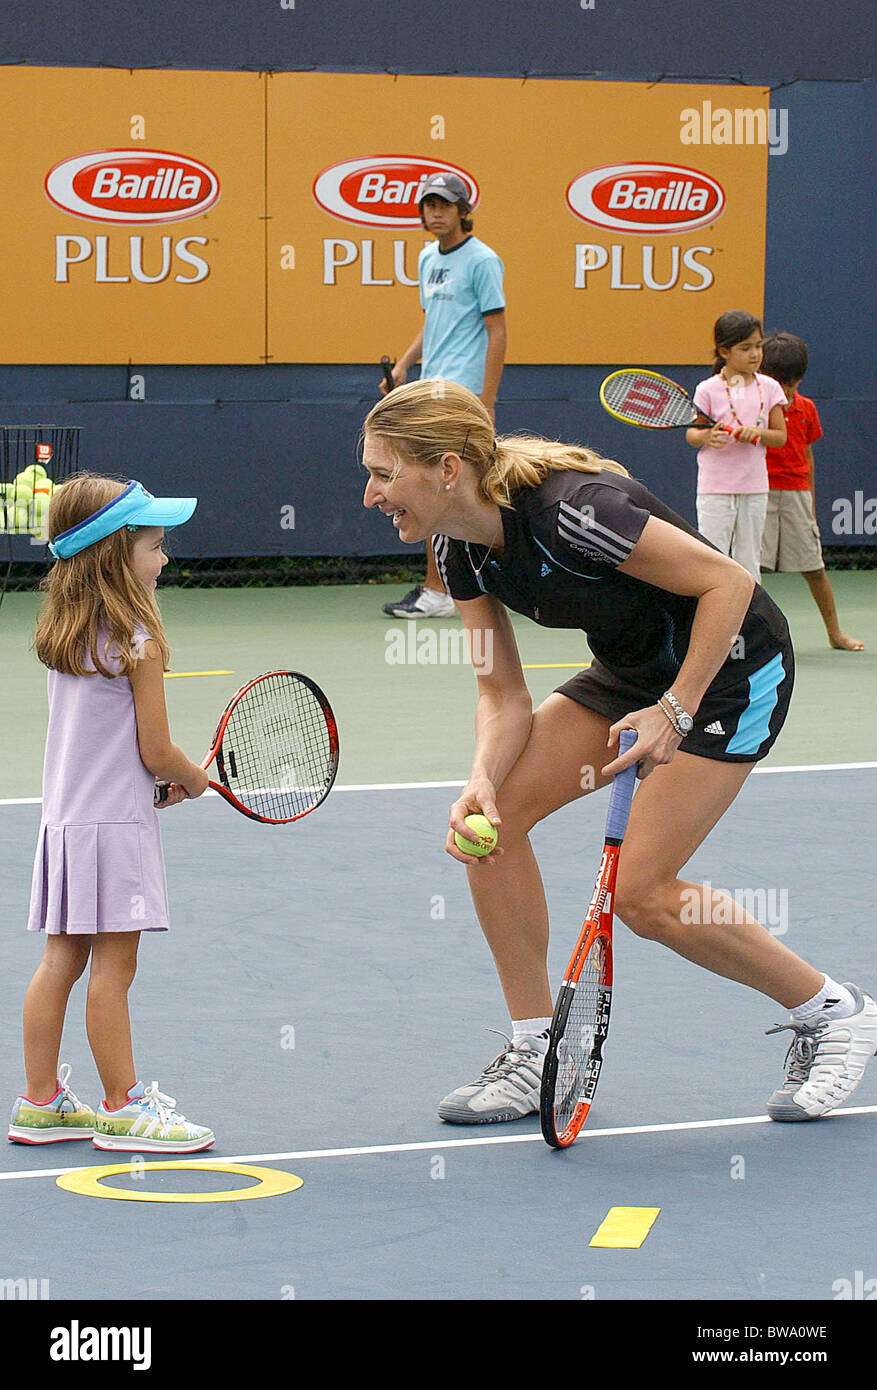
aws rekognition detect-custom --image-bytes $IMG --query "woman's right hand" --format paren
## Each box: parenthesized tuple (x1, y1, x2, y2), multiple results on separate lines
(446, 778, 503, 865)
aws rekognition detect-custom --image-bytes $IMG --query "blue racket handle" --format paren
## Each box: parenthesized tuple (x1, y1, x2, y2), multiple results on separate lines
(605, 728, 639, 842)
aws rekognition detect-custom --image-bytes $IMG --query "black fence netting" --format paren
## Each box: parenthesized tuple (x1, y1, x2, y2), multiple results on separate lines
(1, 547, 873, 596)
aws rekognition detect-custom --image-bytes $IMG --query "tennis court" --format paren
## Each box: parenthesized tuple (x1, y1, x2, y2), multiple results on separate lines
(1, 1, 875, 1362)
(2, 574, 875, 1323)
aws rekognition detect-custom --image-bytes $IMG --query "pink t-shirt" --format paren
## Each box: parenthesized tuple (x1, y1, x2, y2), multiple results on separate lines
(693, 371, 786, 494)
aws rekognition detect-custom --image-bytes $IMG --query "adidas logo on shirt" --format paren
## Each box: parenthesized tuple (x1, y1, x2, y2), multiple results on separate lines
(704, 720, 726, 735)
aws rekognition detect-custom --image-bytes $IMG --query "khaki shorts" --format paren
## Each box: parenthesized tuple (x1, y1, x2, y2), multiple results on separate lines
(760, 490, 824, 573)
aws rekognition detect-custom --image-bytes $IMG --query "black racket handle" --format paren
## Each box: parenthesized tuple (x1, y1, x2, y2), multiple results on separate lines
(380, 355, 395, 393)
(154, 780, 170, 806)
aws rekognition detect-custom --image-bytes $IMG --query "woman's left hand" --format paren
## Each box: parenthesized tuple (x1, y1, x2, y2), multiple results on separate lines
(601, 705, 684, 780)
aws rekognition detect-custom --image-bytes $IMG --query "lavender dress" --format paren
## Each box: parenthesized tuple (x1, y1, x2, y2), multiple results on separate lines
(28, 626, 169, 934)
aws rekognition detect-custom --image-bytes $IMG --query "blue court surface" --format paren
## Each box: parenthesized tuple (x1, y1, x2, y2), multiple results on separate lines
(2, 767, 876, 1351)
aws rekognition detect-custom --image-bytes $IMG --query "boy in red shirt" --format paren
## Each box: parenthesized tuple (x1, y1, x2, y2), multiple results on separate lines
(760, 333, 864, 651)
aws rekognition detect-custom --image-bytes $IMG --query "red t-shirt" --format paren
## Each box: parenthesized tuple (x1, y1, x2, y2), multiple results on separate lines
(766, 391, 823, 490)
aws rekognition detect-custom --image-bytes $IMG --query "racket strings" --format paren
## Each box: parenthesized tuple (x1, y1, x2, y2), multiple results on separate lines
(553, 940, 609, 1136)
(603, 372, 695, 428)
(220, 673, 337, 821)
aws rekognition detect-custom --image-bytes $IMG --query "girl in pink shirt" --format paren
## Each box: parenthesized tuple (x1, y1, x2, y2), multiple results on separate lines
(687, 311, 787, 581)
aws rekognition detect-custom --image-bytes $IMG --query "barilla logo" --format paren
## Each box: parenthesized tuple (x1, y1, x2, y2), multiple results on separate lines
(566, 163, 724, 235)
(313, 156, 479, 227)
(45, 149, 220, 225)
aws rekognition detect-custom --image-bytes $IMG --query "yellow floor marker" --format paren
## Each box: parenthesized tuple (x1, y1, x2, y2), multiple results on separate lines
(164, 670, 235, 679)
(57, 1161, 302, 1204)
(589, 1206, 661, 1248)
(522, 662, 591, 670)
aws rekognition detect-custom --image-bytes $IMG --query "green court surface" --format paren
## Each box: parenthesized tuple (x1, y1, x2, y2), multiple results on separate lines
(0, 571, 874, 797)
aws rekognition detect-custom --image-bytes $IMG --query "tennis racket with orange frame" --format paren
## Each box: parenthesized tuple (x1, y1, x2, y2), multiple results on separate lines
(540, 729, 639, 1148)
(154, 670, 339, 825)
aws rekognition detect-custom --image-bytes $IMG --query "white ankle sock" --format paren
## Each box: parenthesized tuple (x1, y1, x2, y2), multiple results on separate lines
(790, 975, 856, 1024)
(512, 1017, 552, 1052)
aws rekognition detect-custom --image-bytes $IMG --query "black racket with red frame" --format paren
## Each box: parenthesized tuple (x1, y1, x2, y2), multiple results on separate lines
(600, 368, 744, 438)
(540, 729, 639, 1148)
(154, 670, 339, 825)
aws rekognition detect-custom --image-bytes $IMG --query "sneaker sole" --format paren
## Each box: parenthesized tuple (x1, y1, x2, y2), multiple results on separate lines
(383, 607, 456, 619)
(92, 1133, 215, 1153)
(438, 1102, 537, 1125)
(8, 1127, 94, 1143)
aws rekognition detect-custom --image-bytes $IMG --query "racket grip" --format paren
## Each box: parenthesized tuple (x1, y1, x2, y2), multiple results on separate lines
(380, 355, 395, 392)
(605, 729, 638, 841)
(153, 780, 170, 806)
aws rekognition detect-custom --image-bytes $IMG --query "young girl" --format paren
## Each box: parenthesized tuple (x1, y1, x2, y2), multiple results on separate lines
(687, 310, 787, 582)
(361, 379, 877, 1126)
(8, 474, 214, 1152)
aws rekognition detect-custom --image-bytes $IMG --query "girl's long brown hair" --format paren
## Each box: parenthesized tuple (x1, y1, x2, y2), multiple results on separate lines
(33, 473, 171, 677)
(362, 378, 628, 507)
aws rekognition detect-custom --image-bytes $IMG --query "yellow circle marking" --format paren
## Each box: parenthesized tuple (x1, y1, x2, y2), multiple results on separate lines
(56, 1161, 303, 1204)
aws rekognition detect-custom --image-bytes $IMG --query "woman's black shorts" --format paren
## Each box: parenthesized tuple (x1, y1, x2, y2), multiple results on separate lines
(556, 641, 795, 764)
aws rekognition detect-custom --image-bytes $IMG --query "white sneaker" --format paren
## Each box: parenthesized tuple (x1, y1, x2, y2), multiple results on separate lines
(438, 1033, 545, 1124)
(382, 585, 455, 619)
(766, 984, 877, 1121)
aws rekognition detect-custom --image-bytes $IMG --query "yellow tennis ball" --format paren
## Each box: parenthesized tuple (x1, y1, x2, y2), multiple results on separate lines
(30, 494, 50, 536)
(20, 464, 46, 483)
(13, 472, 34, 502)
(454, 814, 499, 857)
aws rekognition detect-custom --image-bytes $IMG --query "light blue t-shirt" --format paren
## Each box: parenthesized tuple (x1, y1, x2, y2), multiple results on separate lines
(418, 236, 505, 394)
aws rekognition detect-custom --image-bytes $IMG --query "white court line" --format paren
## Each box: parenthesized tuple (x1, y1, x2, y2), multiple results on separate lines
(1, 762, 876, 807)
(1, 1105, 875, 1184)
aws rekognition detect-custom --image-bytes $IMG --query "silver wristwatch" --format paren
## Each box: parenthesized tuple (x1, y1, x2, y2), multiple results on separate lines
(661, 690, 694, 735)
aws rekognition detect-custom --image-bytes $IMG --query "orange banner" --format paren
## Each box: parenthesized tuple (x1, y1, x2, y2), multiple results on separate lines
(0, 69, 769, 365)
(0, 68, 265, 364)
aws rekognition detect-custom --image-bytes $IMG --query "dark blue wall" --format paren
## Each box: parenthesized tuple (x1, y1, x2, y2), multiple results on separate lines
(3, 1, 874, 81)
(2, 5, 874, 556)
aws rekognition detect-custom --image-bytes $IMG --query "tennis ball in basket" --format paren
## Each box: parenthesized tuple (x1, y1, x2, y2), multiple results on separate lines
(30, 494, 50, 535)
(454, 814, 499, 857)
(20, 464, 47, 484)
(13, 473, 34, 502)
(33, 478, 54, 497)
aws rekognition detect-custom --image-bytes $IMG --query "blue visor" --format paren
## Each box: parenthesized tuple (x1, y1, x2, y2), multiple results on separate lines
(48, 481, 197, 559)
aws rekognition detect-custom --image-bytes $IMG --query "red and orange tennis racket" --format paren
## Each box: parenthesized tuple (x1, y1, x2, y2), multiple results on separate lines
(155, 670, 339, 824)
(600, 368, 742, 438)
(540, 729, 639, 1148)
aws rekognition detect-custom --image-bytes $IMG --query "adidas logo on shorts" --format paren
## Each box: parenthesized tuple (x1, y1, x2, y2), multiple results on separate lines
(704, 720, 726, 735)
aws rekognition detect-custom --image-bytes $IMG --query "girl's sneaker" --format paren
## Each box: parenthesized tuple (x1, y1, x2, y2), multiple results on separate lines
(93, 1081, 215, 1152)
(8, 1064, 94, 1144)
